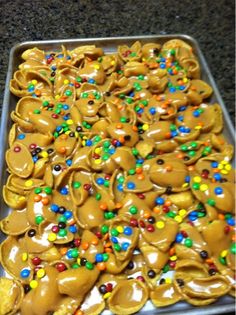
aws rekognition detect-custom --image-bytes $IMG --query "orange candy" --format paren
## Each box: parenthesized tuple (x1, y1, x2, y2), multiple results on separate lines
(41, 197, 49, 206)
(34, 195, 42, 202)
(60, 247, 68, 256)
(143, 210, 151, 219)
(153, 207, 161, 214)
(97, 262, 106, 271)
(165, 164, 173, 172)
(81, 242, 89, 250)
(137, 174, 145, 180)
(74, 310, 84, 315)
(59, 146, 66, 154)
(99, 203, 108, 211)
(116, 123, 123, 129)
(169, 247, 175, 256)
(91, 238, 98, 245)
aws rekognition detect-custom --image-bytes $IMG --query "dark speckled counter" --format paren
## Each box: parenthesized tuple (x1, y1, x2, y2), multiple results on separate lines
(0, 0, 235, 124)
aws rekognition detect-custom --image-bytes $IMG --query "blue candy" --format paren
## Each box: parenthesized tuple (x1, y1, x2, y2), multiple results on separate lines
(95, 253, 104, 262)
(51, 204, 59, 213)
(121, 242, 130, 251)
(124, 227, 133, 236)
(20, 269, 30, 278)
(155, 197, 164, 205)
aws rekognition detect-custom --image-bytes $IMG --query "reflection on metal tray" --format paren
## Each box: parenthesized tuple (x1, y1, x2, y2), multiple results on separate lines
(0, 35, 235, 315)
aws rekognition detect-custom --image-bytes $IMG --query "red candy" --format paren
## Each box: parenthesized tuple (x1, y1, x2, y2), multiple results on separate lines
(130, 218, 138, 227)
(32, 257, 41, 266)
(106, 283, 113, 292)
(56, 262, 67, 272)
(14, 146, 21, 152)
(146, 224, 155, 232)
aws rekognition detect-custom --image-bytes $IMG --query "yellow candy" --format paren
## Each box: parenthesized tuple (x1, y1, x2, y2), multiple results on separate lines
(67, 119, 73, 125)
(218, 164, 223, 170)
(65, 130, 71, 135)
(142, 124, 149, 131)
(174, 215, 183, 223)
(40, 151, 48, 158)
(77, 258, 81, 265)
(37, 268, 46, 279)
(19, 196, 26, 201)
(75, 131, 79, 138)
(63, 79, 69, 85)
(165, 278, 172, 284)
(182, 183, 189, 188)
(183, 77, 188, 83)
(48, 233, 57, 242)
(110, 60, 115, 65)
(103, 292, 111, 299)
(94, 65, 100, 70)
(116, 226, 124, 233)
(221, 250, 228, 258)
(170, 255, 177, 261)
(31, 79, 38, 85)
(200, 184, 208, 192)
(55, 94, 60, 100)
(82, 140, 86, 146)
(195, 126, 202, 130)
(179, 209, 187, 217)
(225, 164, 231, 171)
(94, 159, 101, 164)
(156, 221, 165, 229)
(30, 280, 38, 289)
(25, 180, 33, 187)
(221, 160, 228, 165)
(193, 176, 201, 183)
(22, 252, 28, 262)
(221, 170, 228, 175)
(95, 148, 102, 154)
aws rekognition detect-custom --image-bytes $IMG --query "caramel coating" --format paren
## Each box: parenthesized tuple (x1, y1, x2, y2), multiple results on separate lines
(0, 40, 235, 315)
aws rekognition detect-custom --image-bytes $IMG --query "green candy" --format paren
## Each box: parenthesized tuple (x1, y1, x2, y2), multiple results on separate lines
(103, 140, 110, 148)
(184, 238, 193, 248)
(190, 141, 198, 149)
(103, 253, 109, 261)
(76, 76, 82, 82)
(230, 243, 236, 255)
(163, 264, 169, 273)
(219, 256, 226, 265)
(120, 117, 127, 123)
(102, 154, 110, 161)
(35, 215, 44, 225)
(129, 206, 138, 215)
(180, 144, 188, 151)
(114, 244, 121, 252)
(72, 263, 80, 269)
(166, 211, 175, 218)
(126, 98, 133, 104)
(101, 225, 109, 234)
(95, 193, 102, 200)
(81, 92, 88, 98)
(138, 75, 144, 80)
(207, 199, 216, 206)
(119, 93, 125, 99)
(34, 188, 42, 194)
(73, 181, 81, 189)
(42, 101, 49, 107)
(141, 100, 148, 106)
(71, 249, 79, 258)
(58, 215, 67, 223)
(58, 229, 67, 237)
(132, 148, 139, 156)
(111, 229, 119, 237)
(188, 150, 196, 157)
(170, 124, 177, 131)
(44, 187, 52, 195)
(192, 183, 200, 190)
(117, 176, 125, 184)
(33, 109, 41, 114)
(85, 261, 94, 270)
(128, 169, 136, 175)
(170, 49, 175, 55)
(104, 180, 110, 188)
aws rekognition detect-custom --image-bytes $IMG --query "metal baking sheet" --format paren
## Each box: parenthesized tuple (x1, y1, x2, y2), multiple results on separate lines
(0, 35, 235, 315)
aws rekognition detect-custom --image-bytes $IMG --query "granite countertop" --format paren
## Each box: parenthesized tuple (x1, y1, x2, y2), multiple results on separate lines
(0, 0, 235, 124)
